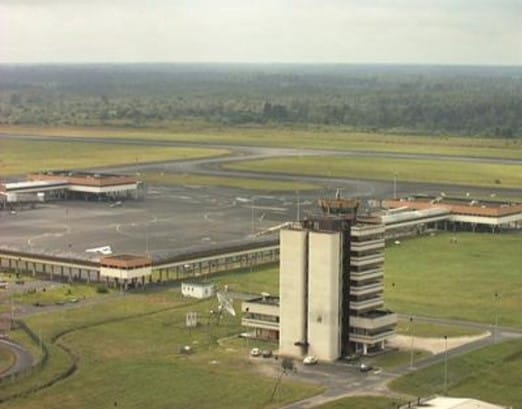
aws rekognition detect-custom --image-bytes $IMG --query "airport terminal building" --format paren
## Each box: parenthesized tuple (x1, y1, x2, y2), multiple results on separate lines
(1, 170, 143, 208)
(382, 195, 522, 233)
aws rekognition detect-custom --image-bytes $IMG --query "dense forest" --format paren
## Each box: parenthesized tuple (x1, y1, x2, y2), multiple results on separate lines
(0, 64, 521, 137)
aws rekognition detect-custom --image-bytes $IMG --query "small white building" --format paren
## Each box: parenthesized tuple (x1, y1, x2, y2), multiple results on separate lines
(402, 396, 508, 409)
(181, 282, 215, 299)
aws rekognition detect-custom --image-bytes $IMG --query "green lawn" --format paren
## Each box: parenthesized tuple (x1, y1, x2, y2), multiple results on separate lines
(226, 156, 522, 189)
(12, 283, 111, 306)
(142, 172, 319, 192)
(212, 264, 280, 295)
(0, 267, 320, 409)
(390, 340, 522, 409)
(314, 396, 403, 409)
(1, 124, 521, 159)
(0, 272, 36, 283)
(385, 233, 522, 328)
(396, 321, 483, 338)
(0, 139, 228, 176)
(368, 350, 431, 370)
(2, 235, 520, 407)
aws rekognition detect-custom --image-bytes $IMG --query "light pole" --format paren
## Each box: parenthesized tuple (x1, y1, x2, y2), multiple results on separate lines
(409, 317, 414, 369)
(393, 172, 398, 199)
(296, 190, 301, 221)
(494, 292, 499, 343)
(443, 335, 448, 395)
(251, 197, 255, 236)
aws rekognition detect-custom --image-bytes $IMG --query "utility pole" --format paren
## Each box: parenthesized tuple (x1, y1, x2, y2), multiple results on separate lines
(251, 199, 255, 236)
(409, 317, 414, 369)
(393, 173, 396, 199)
(494, 292, 499, 343)
(443, 335, 448, 395)
(296, 190, 301, 221)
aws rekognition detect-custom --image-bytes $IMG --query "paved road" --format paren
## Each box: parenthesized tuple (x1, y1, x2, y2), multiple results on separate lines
(279, 326, 521, 409)
(0, 339, 34, 379)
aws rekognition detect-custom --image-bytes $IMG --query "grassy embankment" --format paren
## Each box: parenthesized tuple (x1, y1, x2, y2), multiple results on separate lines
(1, 124, 521, 159)
(226, 156, 522, 189)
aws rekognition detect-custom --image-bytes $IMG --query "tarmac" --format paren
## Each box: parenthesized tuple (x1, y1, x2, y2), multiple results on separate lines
(1, 133, 520, 263)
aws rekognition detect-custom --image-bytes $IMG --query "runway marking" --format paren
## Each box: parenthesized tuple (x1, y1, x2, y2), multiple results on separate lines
(245, 205, 288, 212)
(27, 225, 71, 246)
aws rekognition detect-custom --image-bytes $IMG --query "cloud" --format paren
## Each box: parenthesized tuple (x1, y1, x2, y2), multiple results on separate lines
(0, 0, 521, 64)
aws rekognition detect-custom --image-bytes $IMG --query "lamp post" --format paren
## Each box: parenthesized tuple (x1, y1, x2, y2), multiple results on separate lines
(494, 292, 499, 343)
(409, 317, 414, 369)
(296, 190, 301, 222)
(393, 173, 397, 199)
(443, 335, 448, 395)
(251, 198, 255, 236)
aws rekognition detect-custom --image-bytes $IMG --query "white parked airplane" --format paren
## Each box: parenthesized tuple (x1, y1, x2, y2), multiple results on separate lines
(85, 246, 113, 255)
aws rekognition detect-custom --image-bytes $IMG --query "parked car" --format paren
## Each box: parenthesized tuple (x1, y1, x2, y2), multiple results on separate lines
(250, 348, 261, 357)
(359, 363, 373, 372)
(261, 350, 272, 358)
(303, 355, 318, 365)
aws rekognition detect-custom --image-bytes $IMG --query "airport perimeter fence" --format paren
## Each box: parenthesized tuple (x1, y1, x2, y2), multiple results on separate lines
(0, 320, 47, 401)
(0, 319, 81, 404)
(0, 320, 48, 384)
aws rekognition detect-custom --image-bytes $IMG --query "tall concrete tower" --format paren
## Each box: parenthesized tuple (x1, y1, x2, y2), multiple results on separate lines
(279, 199, 397, 360)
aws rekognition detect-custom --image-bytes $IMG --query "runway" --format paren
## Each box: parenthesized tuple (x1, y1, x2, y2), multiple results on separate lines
(1, 132, 520, 263)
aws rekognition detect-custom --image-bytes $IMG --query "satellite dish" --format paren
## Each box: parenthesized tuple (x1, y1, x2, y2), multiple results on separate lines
(216, 292, 236, 317)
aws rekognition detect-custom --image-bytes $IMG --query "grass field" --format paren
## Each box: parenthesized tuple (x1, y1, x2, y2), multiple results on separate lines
(142, 172, 319, 192)
(390, 340, 522, 409)
(1, 236, 520, 407)
(212, 264, 279, 295)
(385, 233, 522, 328)
(0, 139, 228, 176)
(0, 346, 15, 375)
(12, 283, 111, 306)
(315, 396, 403, 409)
(0, 272, 36, 283)
(1, 124, 521, 159)
(396, 321, 483, 338)
(368, 349, 431, 370)
(225, 156, 522, 189)
(0, 267, 320, 409)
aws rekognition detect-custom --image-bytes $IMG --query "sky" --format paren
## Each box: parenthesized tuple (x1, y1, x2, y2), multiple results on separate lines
(1, 0, 521, 65)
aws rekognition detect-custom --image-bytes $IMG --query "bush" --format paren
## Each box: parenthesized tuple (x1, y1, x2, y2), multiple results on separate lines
(96, 285, 109, 294)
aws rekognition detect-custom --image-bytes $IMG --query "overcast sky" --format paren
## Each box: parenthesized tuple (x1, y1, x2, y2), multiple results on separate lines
(1, 0, 521, 65)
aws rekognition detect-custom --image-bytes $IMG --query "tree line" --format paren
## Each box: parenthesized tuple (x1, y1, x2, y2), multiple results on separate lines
(0, 64, 521, 137)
